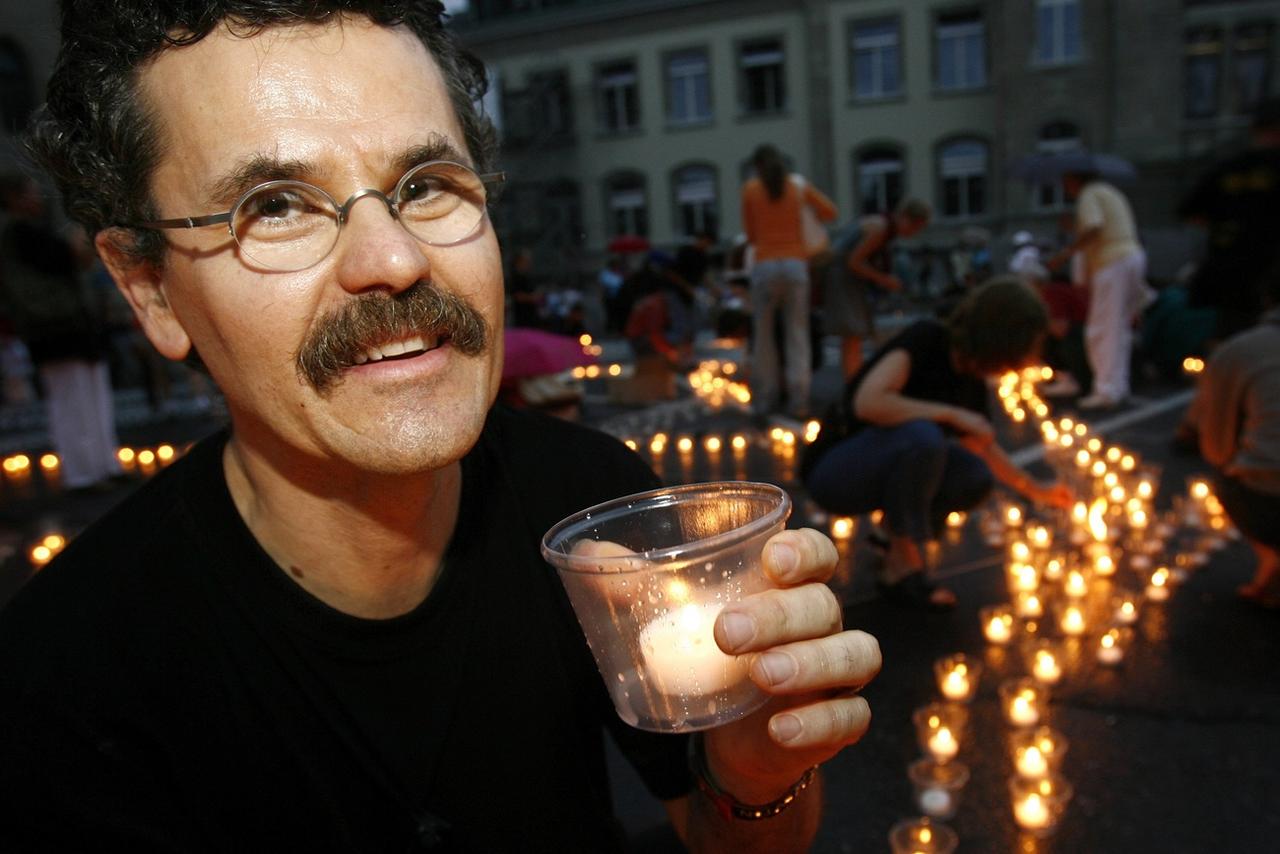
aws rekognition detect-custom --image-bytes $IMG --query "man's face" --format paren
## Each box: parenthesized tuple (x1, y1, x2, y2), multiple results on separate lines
(134, 19, 503, 475)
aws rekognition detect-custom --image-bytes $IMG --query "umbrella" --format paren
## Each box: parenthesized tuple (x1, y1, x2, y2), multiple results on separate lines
(606, 234, 651, 254)
(1009, 151, 1137, 184)
(502, 328, 596, 380)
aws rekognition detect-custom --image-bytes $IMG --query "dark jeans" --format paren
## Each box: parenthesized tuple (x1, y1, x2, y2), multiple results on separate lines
(805, 419, 994, 543)
(1216, 473, 1280, 550)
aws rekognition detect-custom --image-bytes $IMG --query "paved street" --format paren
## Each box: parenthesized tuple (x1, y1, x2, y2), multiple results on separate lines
(1, 337, 1277, 853)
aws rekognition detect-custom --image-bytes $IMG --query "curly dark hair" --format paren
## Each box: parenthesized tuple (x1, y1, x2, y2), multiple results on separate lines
(947, 275, 1049, 374)
(26, 0, 498, 267)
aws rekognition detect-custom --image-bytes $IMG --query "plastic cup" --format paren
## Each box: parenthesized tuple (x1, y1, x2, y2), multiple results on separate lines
(541, 481, 790, 732)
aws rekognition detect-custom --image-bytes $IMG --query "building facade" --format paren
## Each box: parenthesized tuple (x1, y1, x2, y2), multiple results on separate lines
(0, 1, 1276, 282)
(458, 0, 1280, 281)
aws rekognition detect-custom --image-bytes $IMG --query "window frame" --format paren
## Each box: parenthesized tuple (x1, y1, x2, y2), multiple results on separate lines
(664, 46, 714, 128)
(1034, 0, 1083, 67)
(934, 8, 988, 93)
(603, 171, 649, 238)
(671, 162, 720, 240)
(848, 16, 904, 102)
(737, 35, 788, 117)
(935, 136, 990, 220)
(853, 143, 907, 216)
(595, 57, 642, 135)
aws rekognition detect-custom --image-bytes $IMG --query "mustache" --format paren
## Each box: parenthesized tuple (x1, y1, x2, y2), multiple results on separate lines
(296, 281, 489, 393)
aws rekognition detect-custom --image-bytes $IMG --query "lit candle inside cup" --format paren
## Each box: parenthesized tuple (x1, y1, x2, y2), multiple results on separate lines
(639, 600, 747, 697)
(1015, 591, 1044, 619)
(1064, 569, 1089, 599)
(1043, 556, 1065, 582)
(914, 704, 966, 764)
(1059, 603, 1087, 636)
(1009, 541, 1032, 563)
(831, 517, 855, 540)
(1146, 567, 1172, 601)
(908, 759, 971, 821)
(1005, 505, 1024, 528)
(1009, 775, 1073, 837)
(1029, 644, 1063, 685)
(982, 606, 1016, 645)
(1010, 727, 1067, 779)
(888, 817, 959, 854)
(934, 654, 982, 704)
(946, 511, 966, 529)
(1000, 679, 1047, 728)
(1093, 552, 1116, 577)
(1096, 628, 1128, 665)
(1010, 563, 1039, 593)
(1113, 592, 1141, 625)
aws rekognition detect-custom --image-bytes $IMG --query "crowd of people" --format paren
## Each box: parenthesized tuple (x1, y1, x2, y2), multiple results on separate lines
(0, 0, 1276, 848)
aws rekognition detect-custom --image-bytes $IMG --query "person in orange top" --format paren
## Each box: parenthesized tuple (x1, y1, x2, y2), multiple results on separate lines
(741, 144, 837, 418)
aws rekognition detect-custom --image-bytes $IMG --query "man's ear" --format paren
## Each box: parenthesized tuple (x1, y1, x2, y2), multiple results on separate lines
(95, 228, 192, 361)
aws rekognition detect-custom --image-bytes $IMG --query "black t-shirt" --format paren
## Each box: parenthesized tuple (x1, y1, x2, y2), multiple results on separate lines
(803, 320, 986, 480)
(844, 319, 987, 434)
(0, 406, 689, 852)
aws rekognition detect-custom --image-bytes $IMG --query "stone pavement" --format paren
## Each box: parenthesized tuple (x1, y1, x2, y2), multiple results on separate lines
(0, 336, 1276, 852)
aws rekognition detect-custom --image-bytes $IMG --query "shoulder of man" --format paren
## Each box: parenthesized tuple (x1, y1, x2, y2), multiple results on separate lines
(483, 405, 660, 532)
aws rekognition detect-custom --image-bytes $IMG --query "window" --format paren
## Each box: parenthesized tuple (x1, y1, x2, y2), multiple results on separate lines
(1232, 22, 1273, 116)
(672, 165, 718, 239)
(936, 11, 987, 91)
(1185, 27, 1223, 119)
(597, 60, 640, 133)
(667, 49, 712, 125)
(850, 19, 902, 100)
(938, 139, 988, 218)
(605, 172, 648, 237)
(739, 38, 786, 115)
(855, 147, 905, 215)
(1033, 121, 1082, 210)
(1035, 0, 1081, 65)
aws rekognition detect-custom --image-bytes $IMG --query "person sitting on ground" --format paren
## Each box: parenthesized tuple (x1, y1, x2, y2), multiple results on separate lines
(802, 277, 1074, 610)
(1180, 260, 1280, 609)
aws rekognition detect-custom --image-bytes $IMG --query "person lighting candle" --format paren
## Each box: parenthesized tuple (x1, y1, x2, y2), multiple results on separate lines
(803, 278, 1073, 611)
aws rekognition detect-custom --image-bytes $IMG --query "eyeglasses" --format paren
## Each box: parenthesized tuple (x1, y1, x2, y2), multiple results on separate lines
(137, 160, 506, 272)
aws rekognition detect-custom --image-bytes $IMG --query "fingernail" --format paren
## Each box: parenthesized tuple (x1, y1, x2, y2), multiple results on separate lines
(757, 652, 797, 686)
(720, 612, 756, 651)
(770, 713, 803, 743)
(770, 542, 799, 576)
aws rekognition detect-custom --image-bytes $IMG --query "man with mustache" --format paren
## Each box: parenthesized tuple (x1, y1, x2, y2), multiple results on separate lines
(0, 2, 881, 850)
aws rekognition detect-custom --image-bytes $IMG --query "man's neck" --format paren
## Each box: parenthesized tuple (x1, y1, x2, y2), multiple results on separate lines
(222, 436, 463, 620)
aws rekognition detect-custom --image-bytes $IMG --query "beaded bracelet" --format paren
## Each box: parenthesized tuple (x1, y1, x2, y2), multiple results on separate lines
(690, 734, 819, 821)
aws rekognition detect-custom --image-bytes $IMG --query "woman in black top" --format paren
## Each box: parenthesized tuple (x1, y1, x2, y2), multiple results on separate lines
(804, 277, 1073, 609)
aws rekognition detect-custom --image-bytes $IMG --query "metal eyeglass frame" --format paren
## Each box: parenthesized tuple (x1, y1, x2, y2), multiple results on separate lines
(135, 160, 506, 270)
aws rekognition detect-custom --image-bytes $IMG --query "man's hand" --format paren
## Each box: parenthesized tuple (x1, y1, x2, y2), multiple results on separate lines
(704, 528, 881, 804)
(1027, 480, 1074, 511)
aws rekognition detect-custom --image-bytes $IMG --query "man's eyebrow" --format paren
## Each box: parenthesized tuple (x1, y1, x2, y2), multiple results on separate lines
(390, 138, 471, 175)
(205, 155, 327, 208)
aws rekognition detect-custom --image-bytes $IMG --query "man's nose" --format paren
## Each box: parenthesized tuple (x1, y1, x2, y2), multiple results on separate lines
(331, 193, 431, 295)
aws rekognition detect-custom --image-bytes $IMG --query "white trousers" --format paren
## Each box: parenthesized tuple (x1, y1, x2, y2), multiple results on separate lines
(41, 359, 121, 489)
(750, 258, 811, 414)
(1085, 249, 1147, 401)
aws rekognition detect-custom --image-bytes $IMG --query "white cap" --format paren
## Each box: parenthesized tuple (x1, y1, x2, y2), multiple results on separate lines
(1012, 230, 1034, 246)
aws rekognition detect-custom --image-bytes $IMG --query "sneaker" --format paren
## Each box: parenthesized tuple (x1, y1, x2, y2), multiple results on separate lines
(1078, 393, 1123, 411)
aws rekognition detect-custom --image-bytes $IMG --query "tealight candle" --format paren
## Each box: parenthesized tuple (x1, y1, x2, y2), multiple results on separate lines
(928, 726, 959, 762)
(1005, 505, 1023, 527)
(1015, 591, 1044, 619)
(1059, 603, 1087, 636)
(981, 606, 1016, 645)
(1030, 646, 1063, 685)
(1010, 563, 1039, 593)
(888, 817, 959, 854)
(1009, 775, 1073, 837)
(913, 704, 966, 764)
(1064, 569, 1089, 598)
(1146, 567, 1172, 601)
(1113, 593, 1141, 625)
(946, 511, 966, 529)
(831, 517, 855, 540)
(1010, 541, 1032, 563)
(639, 603, 747, 697)
(1000, 679, 1047, 728)
(1096, 628, 1127, 665)
(1010, 727, 1067, 779)
(934, 654, 982, 704)
(1094, 552, 1116, 577)
(908, 759, 971, 821)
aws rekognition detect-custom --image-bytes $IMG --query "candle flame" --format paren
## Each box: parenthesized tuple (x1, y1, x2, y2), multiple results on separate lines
(1088, 499, 1109, 543)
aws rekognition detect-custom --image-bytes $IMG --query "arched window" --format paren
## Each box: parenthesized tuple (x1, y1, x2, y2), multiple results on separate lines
(854, 145, 905, 215)
(1034, 121, 1083, 210)
(937, 138, 988, 219)
(672, 164, 718, 239)
(604, 171, 648, 237)
(0, 37, 35, 134)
